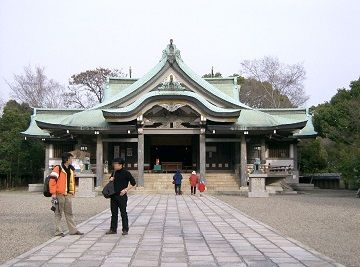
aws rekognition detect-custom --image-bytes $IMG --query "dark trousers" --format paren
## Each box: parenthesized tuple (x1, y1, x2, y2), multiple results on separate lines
(191, 186, 196, 195)
(110, 194, 128, 232)
(175, 184, 181, 195)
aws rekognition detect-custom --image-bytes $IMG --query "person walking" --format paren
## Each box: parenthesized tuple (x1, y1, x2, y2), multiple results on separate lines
(189, 171, 199, 195)
(198, 176, 206, 197)
(173, 169, 183, 195)
(49, 152, 84, 237)
(106, 158, 136, 235)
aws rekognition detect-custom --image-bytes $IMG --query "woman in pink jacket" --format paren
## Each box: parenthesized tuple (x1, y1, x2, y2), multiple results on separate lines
(189, 171, 199, 195)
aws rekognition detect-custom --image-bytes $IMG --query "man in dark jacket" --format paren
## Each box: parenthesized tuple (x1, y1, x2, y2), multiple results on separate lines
(106, 158, 136, 235)
(173, 169, 183, 195)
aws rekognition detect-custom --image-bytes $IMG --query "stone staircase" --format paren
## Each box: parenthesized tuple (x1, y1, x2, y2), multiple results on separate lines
(140, 172, 241, 194)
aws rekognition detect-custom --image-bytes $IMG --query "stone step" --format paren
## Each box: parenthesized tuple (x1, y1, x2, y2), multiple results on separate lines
(145, 181, 238, 185)
(289, 183, 315, 191)
(144, 177, 237, 181)
(146, 184, 240, 188)
(144, 177, 238, 180)
(143, 172, 241, 191)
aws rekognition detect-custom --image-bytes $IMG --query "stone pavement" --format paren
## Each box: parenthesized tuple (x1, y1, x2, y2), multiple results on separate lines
(2, 194, 343, 267)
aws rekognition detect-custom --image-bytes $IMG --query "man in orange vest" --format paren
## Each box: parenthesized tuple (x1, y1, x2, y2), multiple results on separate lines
(49, 152, 83, 237)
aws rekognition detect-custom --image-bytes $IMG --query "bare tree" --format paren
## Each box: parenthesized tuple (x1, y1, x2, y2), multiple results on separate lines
(64, 68, 125, 108)
(239, 56, 308, 108)
(239, 78, 293, 108)
(6, 65, 65, 108)
(0, 96, 4, 114)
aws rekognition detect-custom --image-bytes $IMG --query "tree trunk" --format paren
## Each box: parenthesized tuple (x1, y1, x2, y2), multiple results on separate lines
(16, 155, 20, 187)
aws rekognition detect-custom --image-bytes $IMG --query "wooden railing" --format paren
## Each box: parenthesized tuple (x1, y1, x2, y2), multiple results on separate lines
(162, 162, 183, 172)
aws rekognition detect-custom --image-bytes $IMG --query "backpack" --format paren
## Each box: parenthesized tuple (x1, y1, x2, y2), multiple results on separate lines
(43, 165, 61, 197)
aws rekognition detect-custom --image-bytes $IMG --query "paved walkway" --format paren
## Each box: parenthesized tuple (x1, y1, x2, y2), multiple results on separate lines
(2, 194, 343, 267)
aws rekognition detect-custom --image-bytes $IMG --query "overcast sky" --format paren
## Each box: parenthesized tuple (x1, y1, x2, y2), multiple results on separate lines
(0, 0, 359, 107)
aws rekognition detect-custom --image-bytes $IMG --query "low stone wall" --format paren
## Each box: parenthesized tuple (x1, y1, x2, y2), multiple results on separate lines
(28, 184, 43, 192)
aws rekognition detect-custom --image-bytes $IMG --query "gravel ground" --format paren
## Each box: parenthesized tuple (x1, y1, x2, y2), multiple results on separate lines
(0, 190, 109, 264)
(216, 189, 360, 267)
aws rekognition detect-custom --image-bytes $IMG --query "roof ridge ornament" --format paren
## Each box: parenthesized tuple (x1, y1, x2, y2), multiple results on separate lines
(162, 39, 181, 64)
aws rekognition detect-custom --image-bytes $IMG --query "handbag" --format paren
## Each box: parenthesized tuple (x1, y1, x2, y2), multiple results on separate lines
(102, 181, 115, 198)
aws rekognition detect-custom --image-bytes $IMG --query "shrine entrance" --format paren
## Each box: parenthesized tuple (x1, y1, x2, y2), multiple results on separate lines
(146, 135, 198, 172)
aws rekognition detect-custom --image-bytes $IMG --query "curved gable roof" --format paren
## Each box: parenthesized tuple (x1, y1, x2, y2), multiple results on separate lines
(91, 42, 250, 110)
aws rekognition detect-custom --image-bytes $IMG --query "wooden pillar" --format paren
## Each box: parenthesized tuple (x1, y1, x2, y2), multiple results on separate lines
(103, 142, 109, 174)
(44, 143, 50, 181)
(199, 133, 206, 179)
(292, 143, 299, 183)
(96, 135, 103, 187)
(293, 143, 298, 171)
(240, 135, 247, 187)
(138, 131, 144, 186)
(290, 143, 294, 158)
(49, 143, 54, 159)
(260, 138, 266, 163)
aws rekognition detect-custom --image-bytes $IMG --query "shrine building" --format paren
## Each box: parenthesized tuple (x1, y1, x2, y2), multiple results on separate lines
(22, 40, 316, 192)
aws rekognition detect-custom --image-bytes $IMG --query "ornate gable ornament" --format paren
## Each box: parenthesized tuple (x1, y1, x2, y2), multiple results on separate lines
(158, 103, 185, 112)
(157, 74, 186, 91)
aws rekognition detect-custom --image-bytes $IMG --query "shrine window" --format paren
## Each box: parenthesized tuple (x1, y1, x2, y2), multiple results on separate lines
(53, 144, 75, 158)
(268, 144, 289, 158)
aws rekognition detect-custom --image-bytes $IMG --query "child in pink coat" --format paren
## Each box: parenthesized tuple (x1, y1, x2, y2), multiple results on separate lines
(198, 176, 206, 197)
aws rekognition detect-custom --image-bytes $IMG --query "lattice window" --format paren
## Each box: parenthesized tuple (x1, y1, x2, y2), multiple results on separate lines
(268, 144, 289, 158)
(53, 144, 75, 158)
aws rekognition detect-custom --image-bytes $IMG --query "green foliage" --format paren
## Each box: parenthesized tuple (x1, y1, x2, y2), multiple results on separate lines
(299, 139, 328, 174)
(202, 72, 222, 78)
(313, 79, 360, 144)
(308, 78, 360, 186)
(0, 100, 44, 188)
(338, 147, 360, 186)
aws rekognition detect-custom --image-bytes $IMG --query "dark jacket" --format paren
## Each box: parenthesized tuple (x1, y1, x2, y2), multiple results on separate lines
(112, 168, 136, 194)
(173, 170, 183, 185)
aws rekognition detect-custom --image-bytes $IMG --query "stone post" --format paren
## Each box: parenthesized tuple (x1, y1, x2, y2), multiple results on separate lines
(138, 130, 144, 186)
(199, 132, 206, 179)
(240, 135, 247, 187)
(96, 135, 103, 187)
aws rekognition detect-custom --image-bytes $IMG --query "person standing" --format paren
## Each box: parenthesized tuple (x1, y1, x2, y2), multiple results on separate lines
(106, 158, 136, 235)
(173, 169, 183, 195)
(49, 152, 84, 237)
(189, 171, 199, 195)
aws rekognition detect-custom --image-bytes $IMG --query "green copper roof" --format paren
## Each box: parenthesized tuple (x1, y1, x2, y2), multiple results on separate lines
(21, 114, 51, 137)
(21, 109, 83, 137)
(235, 109, 307, 130)
(35, 109, 108, 129)
(90, 55, 168, 110)
(204, 77, 239, 101)
(175, 57, 247, 108)
(103, 91, 241, 115)
(94, 42, 249, 110)
(293, 114, 317, 137)
(103, 78, 138, 102)
(21, 41, 316, 138)
(259, 108, 317, 136)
